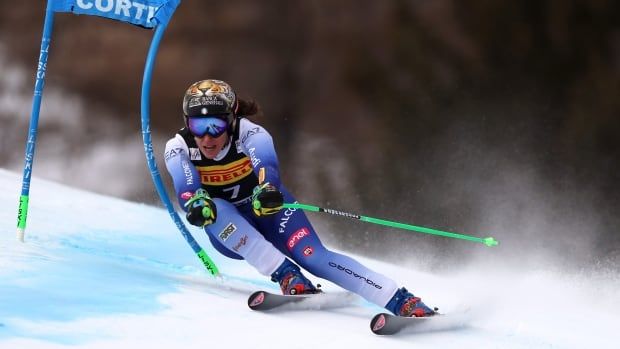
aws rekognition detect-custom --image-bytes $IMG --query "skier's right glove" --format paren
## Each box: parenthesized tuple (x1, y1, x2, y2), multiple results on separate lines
(184, 189, 217, 227)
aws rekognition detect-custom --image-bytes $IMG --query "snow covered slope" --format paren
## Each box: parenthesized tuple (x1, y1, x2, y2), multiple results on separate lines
(1, 168, 618, 348)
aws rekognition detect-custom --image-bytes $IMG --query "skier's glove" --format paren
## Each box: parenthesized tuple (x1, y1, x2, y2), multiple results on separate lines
(252, 183, 284, 217)
(184, 189, 217, 227)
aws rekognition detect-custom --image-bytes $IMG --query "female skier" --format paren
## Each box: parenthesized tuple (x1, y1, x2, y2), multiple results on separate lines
(164, 79, 436, 317)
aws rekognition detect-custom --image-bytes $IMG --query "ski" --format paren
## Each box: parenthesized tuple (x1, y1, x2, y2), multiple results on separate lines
(370, 312, 433, 335)
(248, 290, 313, 311)
(247, 290, 357, 311)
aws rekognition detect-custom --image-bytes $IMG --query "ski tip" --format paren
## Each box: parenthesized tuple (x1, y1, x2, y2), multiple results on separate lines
(248, 291, 266, 309)
(370, 313, 391, 335)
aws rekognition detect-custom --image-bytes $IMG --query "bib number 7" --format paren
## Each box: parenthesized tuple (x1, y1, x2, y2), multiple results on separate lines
(222, 185, 241, 200)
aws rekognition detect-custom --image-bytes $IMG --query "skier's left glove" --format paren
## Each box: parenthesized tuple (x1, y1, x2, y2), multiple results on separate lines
(252, 183, 284, 217)
(184, 189, 217, 227)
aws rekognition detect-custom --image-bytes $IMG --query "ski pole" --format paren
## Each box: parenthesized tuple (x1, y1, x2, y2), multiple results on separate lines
(283, 202, 499, 247)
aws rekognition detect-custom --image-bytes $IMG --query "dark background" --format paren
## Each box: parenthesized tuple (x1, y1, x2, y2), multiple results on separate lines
(1, 1, 618, 271)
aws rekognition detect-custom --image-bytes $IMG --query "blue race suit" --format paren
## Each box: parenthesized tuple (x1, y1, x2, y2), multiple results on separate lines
(164, 117, 399, 308)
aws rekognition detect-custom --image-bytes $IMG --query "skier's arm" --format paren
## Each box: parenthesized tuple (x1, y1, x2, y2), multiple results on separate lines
(238, 119, 282, 188)
(164, 135, 202, 211)
(238, 119, 285, 216)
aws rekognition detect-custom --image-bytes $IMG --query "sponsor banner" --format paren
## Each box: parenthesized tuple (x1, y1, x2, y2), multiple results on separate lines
(51, 0, 180, 28)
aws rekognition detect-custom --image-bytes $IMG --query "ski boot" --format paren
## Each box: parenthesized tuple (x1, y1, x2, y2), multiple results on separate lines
(385, 287, 437, 317)
(271, 259, 319, 295)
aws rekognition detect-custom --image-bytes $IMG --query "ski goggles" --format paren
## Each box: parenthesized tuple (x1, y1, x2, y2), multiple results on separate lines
(187, 116, 229, 138)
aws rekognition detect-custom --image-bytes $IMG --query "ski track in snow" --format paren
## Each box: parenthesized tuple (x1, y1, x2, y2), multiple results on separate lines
(0, 168, 618, 348)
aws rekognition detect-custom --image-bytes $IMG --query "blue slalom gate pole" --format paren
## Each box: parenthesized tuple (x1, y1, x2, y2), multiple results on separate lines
(16, 0, 218, 275)
(16, 0, 55, 242)
(140, 17, 220, 276)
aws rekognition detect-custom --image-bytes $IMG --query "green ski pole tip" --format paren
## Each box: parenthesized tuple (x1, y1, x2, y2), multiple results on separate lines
(483, 237, 499, 247)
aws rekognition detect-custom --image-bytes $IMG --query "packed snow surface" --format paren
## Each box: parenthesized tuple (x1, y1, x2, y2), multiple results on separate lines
(1, 169, 618, 348)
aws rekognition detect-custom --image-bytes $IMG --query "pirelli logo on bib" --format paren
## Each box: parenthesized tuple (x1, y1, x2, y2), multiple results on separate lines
(196, 157, 253, 186)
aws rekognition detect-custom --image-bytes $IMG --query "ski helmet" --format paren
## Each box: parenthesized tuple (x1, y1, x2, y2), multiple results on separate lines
(182, 79, 238, 127)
